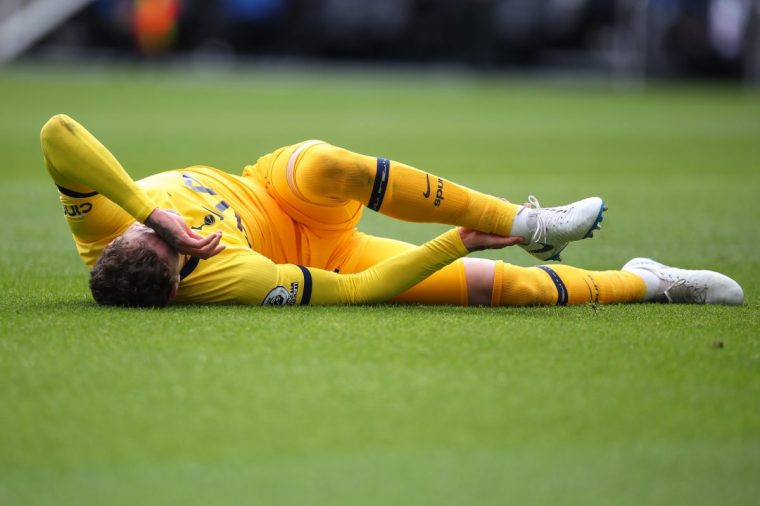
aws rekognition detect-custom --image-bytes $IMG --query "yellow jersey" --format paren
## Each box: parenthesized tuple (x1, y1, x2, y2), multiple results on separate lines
(43, 114, 470, 306)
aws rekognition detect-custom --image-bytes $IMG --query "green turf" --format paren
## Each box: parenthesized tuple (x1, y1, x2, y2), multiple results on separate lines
(1, 64, 759, 506)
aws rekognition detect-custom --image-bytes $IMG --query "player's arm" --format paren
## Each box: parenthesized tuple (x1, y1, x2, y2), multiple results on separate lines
(41, 114, 156, 222)
(309, 228, 518, 304)
(40, 114, 221, 259)
(229, 228, 519, 305)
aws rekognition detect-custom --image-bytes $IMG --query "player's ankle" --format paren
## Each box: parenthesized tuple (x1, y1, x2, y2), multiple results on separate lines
(508, 205, 534, 240)
(625, 268, 662, 301)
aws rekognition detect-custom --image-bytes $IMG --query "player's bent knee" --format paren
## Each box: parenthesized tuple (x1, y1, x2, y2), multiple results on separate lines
(299, 144, 375, 202)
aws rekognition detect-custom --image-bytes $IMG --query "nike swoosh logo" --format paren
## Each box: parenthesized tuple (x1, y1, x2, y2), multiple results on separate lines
(422, 174, 431, 198)
(527, 243, 554, 253)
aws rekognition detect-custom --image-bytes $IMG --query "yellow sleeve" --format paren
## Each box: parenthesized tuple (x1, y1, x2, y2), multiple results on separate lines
(208, 228, 469, 306)
(309, 228, 469, 304)
(40, 114, 157, 223)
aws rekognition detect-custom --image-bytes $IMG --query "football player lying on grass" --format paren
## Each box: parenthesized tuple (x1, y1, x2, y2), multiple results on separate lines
(41, 114, 743, 308)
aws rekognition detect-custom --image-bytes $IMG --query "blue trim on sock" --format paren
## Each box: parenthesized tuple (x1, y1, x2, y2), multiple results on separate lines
(368, 158, 390, 211)
(537, 265, 568, 306)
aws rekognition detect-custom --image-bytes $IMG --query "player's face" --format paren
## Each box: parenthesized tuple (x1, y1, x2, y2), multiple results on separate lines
(121, 222, 182, 276)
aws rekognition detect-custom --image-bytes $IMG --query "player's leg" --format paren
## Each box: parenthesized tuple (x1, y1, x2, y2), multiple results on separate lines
(476, 258, 741, 306)
(341, 233, 647, 306)
(490, 262, 646, 306)
(245, 141, 605, 262)
(254, 141, 520, 234)
(40, 117, 134, 267)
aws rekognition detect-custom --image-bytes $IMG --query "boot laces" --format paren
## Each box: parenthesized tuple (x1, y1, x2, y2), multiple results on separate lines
(526, 195, 569, 244)
(663, 278, 708, 303)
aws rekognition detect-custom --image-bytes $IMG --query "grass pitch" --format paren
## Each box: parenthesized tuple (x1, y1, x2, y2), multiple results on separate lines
(1, 65, 759, 505)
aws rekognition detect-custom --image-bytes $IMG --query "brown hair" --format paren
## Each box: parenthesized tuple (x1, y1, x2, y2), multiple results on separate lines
(89, 236, 176, 307)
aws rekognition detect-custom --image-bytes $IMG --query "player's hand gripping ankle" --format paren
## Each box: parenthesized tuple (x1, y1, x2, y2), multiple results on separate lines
(457, 227, 524, 252)
(145, 208, 225, 259)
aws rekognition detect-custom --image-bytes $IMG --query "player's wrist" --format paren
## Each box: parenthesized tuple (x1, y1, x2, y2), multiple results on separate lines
(144, 207, 160, 224)
(458, 226, 524, 252)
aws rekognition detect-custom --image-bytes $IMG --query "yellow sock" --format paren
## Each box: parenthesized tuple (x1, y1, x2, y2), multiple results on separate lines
(294, 143, 520, 235)
(549, 265, 647, 305)
(491, 261, 647, 306)
(379, 159, 519, 235)
(491, 261, 558, 306)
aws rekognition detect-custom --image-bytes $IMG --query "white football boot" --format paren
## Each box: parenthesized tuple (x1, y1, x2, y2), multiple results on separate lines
(512, 195, 607, 261)
(622, 258, 744, 305)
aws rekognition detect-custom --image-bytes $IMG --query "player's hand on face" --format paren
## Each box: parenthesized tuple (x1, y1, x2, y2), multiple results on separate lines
(457, 227, 524, 252)
(145, 208, 225, 259)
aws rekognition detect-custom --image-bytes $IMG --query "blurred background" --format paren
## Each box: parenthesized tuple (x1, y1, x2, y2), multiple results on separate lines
(1, 0, 760, 81)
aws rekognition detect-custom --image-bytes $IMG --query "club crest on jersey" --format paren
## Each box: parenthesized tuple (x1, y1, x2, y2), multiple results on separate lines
(262, 282, 299, 306)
